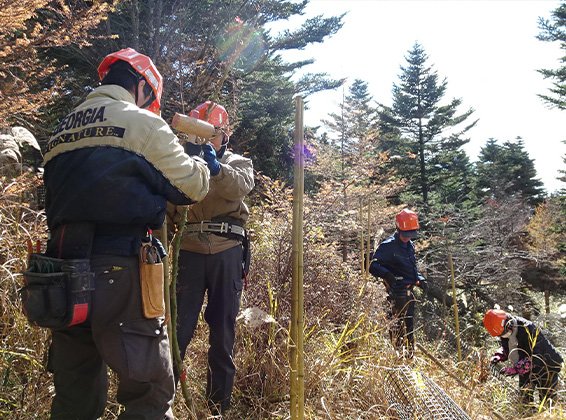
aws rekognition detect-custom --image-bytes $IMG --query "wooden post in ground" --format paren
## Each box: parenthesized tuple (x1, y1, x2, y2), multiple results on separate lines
(366, 200, 371, 276)
(290, 96, 305, 420)
(448, 251, 462, 363)
(360, 198, 365, 276)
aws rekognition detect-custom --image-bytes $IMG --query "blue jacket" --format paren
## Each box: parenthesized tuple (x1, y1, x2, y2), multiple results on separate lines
(369, 232, 424, 287)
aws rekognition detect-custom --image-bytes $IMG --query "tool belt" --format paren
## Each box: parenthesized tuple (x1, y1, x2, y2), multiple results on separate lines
(21, 222, 96, 329)
(20, 254, 95, 329)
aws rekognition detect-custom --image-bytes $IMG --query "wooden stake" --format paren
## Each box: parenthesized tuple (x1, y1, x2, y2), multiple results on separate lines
(448, 251, 462, 363)
(290, 96, 305, 420)
(366, 200, 371, 276)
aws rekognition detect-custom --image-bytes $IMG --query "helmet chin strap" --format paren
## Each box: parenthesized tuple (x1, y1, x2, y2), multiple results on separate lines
(131, 72, 154, 110)
(140, 95, 154, 110)
(217, 143, 227, 159)
(216, 133, 230, 159)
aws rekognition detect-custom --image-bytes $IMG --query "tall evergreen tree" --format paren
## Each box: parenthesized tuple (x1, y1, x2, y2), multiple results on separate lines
(475, 138, 545, 205)
(537, 1, 566, 109)
(378, 43, 477, 207)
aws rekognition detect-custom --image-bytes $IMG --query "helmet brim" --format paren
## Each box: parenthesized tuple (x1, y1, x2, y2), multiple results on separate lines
(399, 229, 419, 239)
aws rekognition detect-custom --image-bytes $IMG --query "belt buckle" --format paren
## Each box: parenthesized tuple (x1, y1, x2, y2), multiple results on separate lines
(219, 222, 229, 234)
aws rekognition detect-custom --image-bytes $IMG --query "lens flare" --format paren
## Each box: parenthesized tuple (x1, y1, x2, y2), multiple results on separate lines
(216, 18, 266, 72)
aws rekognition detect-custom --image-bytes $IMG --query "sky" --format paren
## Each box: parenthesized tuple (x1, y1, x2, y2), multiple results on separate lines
(267, 0, 565, 193)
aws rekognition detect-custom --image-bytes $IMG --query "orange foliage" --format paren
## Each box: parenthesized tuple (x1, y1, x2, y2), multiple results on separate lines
(0, 0, 115, 127)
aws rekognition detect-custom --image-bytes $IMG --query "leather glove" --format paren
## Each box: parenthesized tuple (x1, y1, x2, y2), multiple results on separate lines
(202, 144, 221, 176)
(185, 142, 202, 157)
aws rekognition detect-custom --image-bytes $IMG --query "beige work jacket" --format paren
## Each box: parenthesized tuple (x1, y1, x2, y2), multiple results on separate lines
(44, 85, 209, 203)
(168, 150, 254, 254)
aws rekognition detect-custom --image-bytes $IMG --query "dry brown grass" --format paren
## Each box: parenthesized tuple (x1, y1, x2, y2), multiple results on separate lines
(2, 173, 565, 419)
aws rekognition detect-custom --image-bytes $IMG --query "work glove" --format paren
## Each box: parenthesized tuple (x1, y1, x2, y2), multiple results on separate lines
(514, 358, 532, 374)
(499, 366, 518, 376)
(202, 144, 221, 176)
(381, 272, 396, 290)
(490, 350, 507, 364)
(185, 142, 202, 157)
(490, 355, 502, 364)
(499, 359, 531, 376)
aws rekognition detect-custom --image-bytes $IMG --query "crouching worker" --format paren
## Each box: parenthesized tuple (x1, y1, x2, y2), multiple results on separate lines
(23, 48, 209, 419)
(484, 309, 563, 406)
(369, 209, 427, 358)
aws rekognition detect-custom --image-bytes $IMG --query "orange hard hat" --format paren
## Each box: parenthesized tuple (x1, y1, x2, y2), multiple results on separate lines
(483, 309, 508, 337)
(98, 48, 163, 115)
(190, 101, 230, 134)
(396, 208, 420, 231)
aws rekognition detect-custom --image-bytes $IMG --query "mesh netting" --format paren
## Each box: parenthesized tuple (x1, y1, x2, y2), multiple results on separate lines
(383, 366, 471, 420)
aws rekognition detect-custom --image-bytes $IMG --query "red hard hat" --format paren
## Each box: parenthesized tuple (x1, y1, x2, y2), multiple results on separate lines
(483, 309, 508, 337)
(98, 48, 163, 115)
(396, 208, 420, 231)
(190, 101, 230, 134)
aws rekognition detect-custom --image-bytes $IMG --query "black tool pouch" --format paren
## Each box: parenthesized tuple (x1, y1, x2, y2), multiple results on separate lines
(20, 254, 95, 329)
(242, 233, 251, 279)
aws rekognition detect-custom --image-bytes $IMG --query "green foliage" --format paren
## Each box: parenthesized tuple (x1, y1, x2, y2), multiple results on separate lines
(537, 1, 566, 110)
(476, 138, 545, 205)
(378, 43, 477, 208)
(37, 0, 345, 180)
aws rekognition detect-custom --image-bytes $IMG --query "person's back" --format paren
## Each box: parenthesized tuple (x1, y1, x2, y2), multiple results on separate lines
(501, 316, 563, 372)
(39, 48, 209, 419)
(45, 83, 208, 242)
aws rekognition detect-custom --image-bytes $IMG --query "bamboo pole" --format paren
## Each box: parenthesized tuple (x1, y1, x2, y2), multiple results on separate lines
(359, 198, 365, 276)
(366, 200, 371, 276)
(448, 251, 462, 363)
(162, 209, 194, 415)
(290, 96, 305, 420)
(160, 218, 171, 326)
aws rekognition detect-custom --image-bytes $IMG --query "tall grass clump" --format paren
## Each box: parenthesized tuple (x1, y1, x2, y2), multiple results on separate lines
(0, 172, 52, 418)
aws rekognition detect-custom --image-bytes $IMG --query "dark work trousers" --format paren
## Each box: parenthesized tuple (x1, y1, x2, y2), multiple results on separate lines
(519, 363, 562, 405)
(176, 245, 243, 413)
(387, 288, 416, 355)
(49, 254, 175, 420)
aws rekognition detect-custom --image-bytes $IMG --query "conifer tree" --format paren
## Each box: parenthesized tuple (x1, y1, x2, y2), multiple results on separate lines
(378, 43, 477, 208)
(38, 1, 345, 179)
(475, 138, 545, 205)
(537, 1, 566, 109)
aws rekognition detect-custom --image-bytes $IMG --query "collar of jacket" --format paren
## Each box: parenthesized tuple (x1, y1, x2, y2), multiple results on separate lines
(87, 85, 136, 105)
